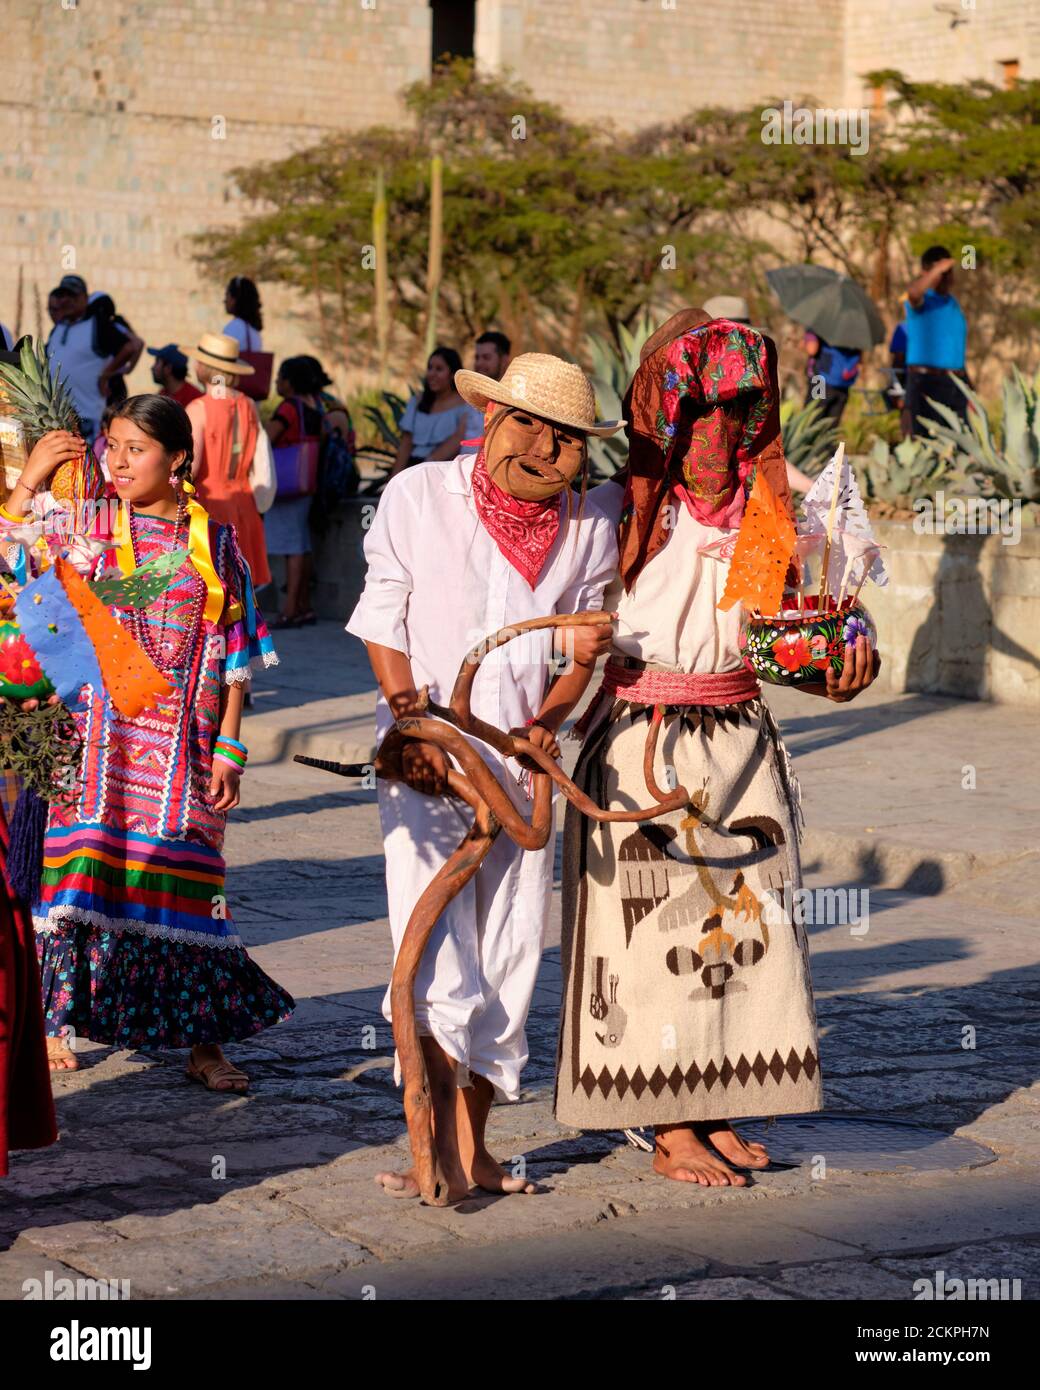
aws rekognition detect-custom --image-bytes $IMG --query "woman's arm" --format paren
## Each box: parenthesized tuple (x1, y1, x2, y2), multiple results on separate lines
(211, 680, 245, 812)
(186, 398, 206, 480)
(426, 422, 466, 463)
(389, 431, 414, 479)
(2, 431, 84, 519)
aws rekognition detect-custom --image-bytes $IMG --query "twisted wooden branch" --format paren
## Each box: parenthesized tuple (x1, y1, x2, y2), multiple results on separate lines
(298, 611, 689, 1204)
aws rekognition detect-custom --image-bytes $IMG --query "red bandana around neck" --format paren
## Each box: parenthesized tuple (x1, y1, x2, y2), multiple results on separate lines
(470, 451, 562, 589)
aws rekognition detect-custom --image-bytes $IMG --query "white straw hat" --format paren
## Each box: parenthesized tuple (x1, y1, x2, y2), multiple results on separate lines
(703, 294, 751, 324)
(455, 352, 623, 436)
(176, 331, 255, 376)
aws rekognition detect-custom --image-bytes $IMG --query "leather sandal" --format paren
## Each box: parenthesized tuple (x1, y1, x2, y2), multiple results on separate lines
(185, 1056, 249, 1093)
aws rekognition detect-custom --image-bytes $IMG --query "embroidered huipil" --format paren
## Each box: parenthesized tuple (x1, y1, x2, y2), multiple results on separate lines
(1, 502, 295, 1051)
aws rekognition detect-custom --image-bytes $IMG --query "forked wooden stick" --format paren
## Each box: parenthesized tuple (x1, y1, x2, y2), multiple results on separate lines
(297, 611, 689, 1205)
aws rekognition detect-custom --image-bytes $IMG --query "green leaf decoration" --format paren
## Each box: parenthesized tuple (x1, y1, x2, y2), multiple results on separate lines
(88, 548, 190, 609)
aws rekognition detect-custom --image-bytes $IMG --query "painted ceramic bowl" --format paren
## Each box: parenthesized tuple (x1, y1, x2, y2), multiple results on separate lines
(740, 602, 877, 687)
(0, 618, 54, 701)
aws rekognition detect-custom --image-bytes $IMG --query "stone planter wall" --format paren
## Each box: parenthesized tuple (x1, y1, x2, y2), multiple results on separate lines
(278, 502, 1040, 708)
(866, 519, 1039, 707)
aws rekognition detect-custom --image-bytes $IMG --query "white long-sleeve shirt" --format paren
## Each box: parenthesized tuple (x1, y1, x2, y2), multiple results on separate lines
(346, 455, 618, 742)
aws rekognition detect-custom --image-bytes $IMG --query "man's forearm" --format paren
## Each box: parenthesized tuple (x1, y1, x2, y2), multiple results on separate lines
(365, 641, 422, 715)
(533, 660, 598, 734)
(906, 265, 943, 307)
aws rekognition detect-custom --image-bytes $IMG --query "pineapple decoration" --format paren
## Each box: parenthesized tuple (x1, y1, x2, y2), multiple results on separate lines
(0, 338, 107, 505)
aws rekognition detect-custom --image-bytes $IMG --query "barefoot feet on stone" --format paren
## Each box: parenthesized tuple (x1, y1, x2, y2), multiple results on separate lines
(46, 1036, 79, 1072)
(373, 1165, 469, 1203)
(373, 1168, 422, 1199)
(696, 1120, 770, 1169)
(652, 1124, 748, 1187)
(467, 1148, 539, 1195)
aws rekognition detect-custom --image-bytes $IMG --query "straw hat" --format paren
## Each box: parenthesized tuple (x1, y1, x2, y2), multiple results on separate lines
(176, 331, 254, 376)
(455, 352, 623, 436)
(703, 294, 751, 324)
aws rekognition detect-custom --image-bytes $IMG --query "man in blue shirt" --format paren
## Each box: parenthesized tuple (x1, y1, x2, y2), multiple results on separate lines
(902, 245, 969, 438)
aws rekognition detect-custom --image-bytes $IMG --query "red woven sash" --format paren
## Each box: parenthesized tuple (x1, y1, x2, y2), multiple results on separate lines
(601, 659, 760, 706)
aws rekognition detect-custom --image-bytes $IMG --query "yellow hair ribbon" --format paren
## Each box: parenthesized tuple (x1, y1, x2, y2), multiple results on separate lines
(116, 491, 226, 624)
(186, 496, 226, 624)
(112, 502, 136, 577)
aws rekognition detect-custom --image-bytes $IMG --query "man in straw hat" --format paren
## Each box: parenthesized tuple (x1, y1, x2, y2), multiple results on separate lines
(555, 309, 879, 1187)
(347, 352, 621, 1201)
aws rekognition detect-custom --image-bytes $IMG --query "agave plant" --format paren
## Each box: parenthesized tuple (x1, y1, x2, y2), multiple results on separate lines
(356, 389, 411, 497)
(584, 310, 658, 482)
(921, 369, 1040, 506)
(854, 437, 958, 511)
(780, 400, 840, 479)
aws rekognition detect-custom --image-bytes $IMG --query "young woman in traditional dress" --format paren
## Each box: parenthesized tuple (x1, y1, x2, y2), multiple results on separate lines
(2, 396, 293, 1092)
(556, 312, 879, 1187)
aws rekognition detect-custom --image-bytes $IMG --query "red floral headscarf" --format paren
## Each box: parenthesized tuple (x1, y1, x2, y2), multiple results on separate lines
(618, 314, 793, 591)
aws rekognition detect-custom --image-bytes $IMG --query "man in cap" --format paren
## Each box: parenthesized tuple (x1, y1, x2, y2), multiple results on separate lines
(149, 343, 202, 408)
(45, 275, 142, 443)
(347, 353, 620, 1202)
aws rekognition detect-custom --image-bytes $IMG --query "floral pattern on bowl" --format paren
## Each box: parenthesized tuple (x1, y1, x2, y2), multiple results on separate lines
(739, 602, 877, 687)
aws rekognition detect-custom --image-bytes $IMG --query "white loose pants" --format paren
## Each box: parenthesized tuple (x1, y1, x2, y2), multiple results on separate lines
(378, 772, 554, 1101)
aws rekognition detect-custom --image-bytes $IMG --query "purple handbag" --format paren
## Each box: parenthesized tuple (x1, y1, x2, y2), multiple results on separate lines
(273, 398, 319, 499)
(273, 439, 319, 500)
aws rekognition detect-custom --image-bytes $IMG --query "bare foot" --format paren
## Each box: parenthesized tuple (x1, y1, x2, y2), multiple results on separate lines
(697, 1119, 770, 1169)
(456, 1071, 537, 1195)
(373, 1167, 422, 1200)
(46, 1036, 79, 1072)
(652, 1124, 748, 1187)
(467, 1149, 538, 1195)
(376, 1038, 471, 1204)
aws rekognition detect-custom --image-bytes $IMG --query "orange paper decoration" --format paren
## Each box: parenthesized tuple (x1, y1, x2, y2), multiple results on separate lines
(717, 467, 796, 616)
(54, 556, 173, 717)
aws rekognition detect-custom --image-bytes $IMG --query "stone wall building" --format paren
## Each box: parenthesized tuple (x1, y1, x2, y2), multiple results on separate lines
(3, 0, 1037, 388)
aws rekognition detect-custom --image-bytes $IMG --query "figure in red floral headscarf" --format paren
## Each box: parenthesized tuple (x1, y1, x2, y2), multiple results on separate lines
(556, 310, 879, 1188)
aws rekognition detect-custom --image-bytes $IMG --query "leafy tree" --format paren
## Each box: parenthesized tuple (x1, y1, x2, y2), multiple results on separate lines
(194, 62, 1040, 379)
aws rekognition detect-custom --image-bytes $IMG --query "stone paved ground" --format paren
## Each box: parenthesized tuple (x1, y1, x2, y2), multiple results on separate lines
(1, 622, 1038, 1300)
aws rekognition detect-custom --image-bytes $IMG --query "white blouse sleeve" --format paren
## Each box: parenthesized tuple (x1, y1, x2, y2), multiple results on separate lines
(556, 511, 620, 616)
(344, 477, 414, 655)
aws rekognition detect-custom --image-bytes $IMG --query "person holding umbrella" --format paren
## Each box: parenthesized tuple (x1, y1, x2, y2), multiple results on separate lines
(766, 265, 884, 428)
(801, 331, 861, 424)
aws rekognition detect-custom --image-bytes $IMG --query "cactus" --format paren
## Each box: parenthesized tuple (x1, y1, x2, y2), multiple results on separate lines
(780, 399, 840, 478)
(922, 369, 1040, 506)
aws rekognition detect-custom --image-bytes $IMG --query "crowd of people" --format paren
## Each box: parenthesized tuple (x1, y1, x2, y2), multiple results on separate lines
(33, 275, 518, 630)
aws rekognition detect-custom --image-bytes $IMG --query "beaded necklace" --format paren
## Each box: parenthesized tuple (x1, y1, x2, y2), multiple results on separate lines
(125, 497, 206, 676)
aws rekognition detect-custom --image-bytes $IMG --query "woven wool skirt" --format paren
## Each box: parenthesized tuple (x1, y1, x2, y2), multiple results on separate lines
(555, 698, 823, 1129)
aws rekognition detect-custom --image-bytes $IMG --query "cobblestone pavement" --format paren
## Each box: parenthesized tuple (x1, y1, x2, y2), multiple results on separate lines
(2, 623, 1038, 1300)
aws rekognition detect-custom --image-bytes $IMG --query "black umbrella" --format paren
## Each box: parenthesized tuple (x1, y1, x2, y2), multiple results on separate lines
(766, 265, 885, 352)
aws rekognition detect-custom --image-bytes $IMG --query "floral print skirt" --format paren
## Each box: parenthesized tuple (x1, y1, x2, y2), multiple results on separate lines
(36, 920, 295, 1050)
